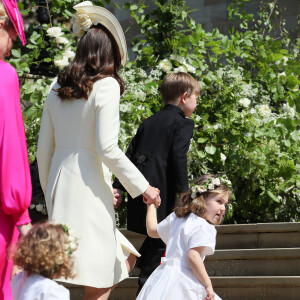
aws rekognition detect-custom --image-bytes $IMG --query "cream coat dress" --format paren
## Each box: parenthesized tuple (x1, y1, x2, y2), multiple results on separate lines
(37, 77, 148, 288)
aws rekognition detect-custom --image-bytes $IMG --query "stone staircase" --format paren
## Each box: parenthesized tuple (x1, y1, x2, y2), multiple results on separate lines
(66, 223, 300, 300)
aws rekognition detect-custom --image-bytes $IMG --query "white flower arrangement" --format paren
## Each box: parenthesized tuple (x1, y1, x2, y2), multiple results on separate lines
(257, 104, 271, 116)
(190, 175, 232, 199)
(238, 97, 251, 108)
(158, 59, 173, 73)
(282, 103, 295, 117)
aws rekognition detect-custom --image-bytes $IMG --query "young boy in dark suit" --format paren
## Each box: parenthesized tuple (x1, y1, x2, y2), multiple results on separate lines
(113, 72, 200, 293)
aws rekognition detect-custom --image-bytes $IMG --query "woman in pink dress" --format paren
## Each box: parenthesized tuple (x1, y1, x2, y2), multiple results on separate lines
(0, 1, 31, 299)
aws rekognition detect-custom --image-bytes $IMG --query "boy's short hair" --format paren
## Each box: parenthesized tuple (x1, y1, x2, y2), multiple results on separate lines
(160, 72, 201, 103)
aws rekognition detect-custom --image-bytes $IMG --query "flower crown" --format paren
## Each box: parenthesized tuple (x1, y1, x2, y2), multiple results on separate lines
(60, 224, 78, 255)
(191, 175, 232, 200)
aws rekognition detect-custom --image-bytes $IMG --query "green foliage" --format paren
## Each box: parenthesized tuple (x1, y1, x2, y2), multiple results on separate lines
(121, 0, 300, 223)
(10, 0, 300, 224)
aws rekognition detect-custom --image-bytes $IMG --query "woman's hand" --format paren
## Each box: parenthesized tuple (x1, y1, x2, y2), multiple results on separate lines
(113, 188, 122, 209)
(17, 223, 32, 236)
(142, 185, 161, 207)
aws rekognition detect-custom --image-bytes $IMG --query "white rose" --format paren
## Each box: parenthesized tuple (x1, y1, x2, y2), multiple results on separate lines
(55, 36, 69, 45)
(63, 50, 75, 61)
(220, 153, 227, 162)
(257, 104, 271, 116)
(47, 27, 63, 38)
(54, 57, 69, 70)
(30, 204, 35, 209)
(250, 108, 256, 114)
(238, 97, 251, 108)
(36, 204, 44, 212)
(159, 59, 173, 73)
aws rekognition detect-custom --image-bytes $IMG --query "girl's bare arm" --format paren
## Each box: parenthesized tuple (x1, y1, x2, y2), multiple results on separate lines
(187, 247, 215, 300)
(146, 204, 160, 238)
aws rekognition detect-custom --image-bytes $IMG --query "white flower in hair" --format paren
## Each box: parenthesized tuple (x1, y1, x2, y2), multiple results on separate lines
(208, 183, 214, 190)
(191, 191, 197, 199)
(212, 178, 221, 186)
(197, 186, 206, 193)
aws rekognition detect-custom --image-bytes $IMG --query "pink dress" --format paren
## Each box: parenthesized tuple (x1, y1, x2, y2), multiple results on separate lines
(0, 60, 32, 300)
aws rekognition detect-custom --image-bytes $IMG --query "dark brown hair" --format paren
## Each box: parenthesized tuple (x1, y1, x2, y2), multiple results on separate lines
(13, 222, 75, 280)
(160, 72, 201, 103)
(174, 174, 230, 224)
(55, 24, 125, 100)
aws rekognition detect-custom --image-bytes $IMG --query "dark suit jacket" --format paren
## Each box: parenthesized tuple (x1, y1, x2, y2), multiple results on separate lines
(113, 104, 194, 234)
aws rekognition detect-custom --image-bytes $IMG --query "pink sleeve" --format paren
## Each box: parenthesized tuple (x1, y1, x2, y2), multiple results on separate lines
(0, 62, 31, 225)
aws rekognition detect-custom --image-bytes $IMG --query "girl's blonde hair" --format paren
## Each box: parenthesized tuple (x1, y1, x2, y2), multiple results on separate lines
(13, 222, 75, 280)
(0, 1, 13, 29)
(174, 174, 230, 224)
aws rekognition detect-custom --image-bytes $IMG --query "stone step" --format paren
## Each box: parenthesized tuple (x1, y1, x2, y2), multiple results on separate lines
(120, 222, 300, 250)
(108, 276, 300, 300)
(66, 276, 300, 300)
(216, 222, 300, 249)
(206, 248, 300, 276)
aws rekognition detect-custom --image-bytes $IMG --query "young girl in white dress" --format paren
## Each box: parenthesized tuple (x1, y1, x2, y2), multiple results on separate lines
(11, 222, 78, 300)
(137, 174, 231, 300)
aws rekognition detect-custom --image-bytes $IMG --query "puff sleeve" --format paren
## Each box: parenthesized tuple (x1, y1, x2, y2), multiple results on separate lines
(157, 212, 175, 244)
(0, 62, 31, 225)
(184, 215, 216, 257)
(94, 77, 149, 198)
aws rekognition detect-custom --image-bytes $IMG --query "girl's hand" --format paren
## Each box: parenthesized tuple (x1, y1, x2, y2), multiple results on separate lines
(17, 223, 32, 236)
(205, 286, 215, 300)
(142, 185, 161, 207)
(113, 188, 122, 209)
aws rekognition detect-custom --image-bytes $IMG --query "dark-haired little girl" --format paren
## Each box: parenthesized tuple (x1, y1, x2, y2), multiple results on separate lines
(11, 222, 78, 300)
(137, 174, 231, 300)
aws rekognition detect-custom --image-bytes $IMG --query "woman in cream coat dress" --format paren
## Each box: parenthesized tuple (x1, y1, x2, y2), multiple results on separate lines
(37, 3, 160, 300)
